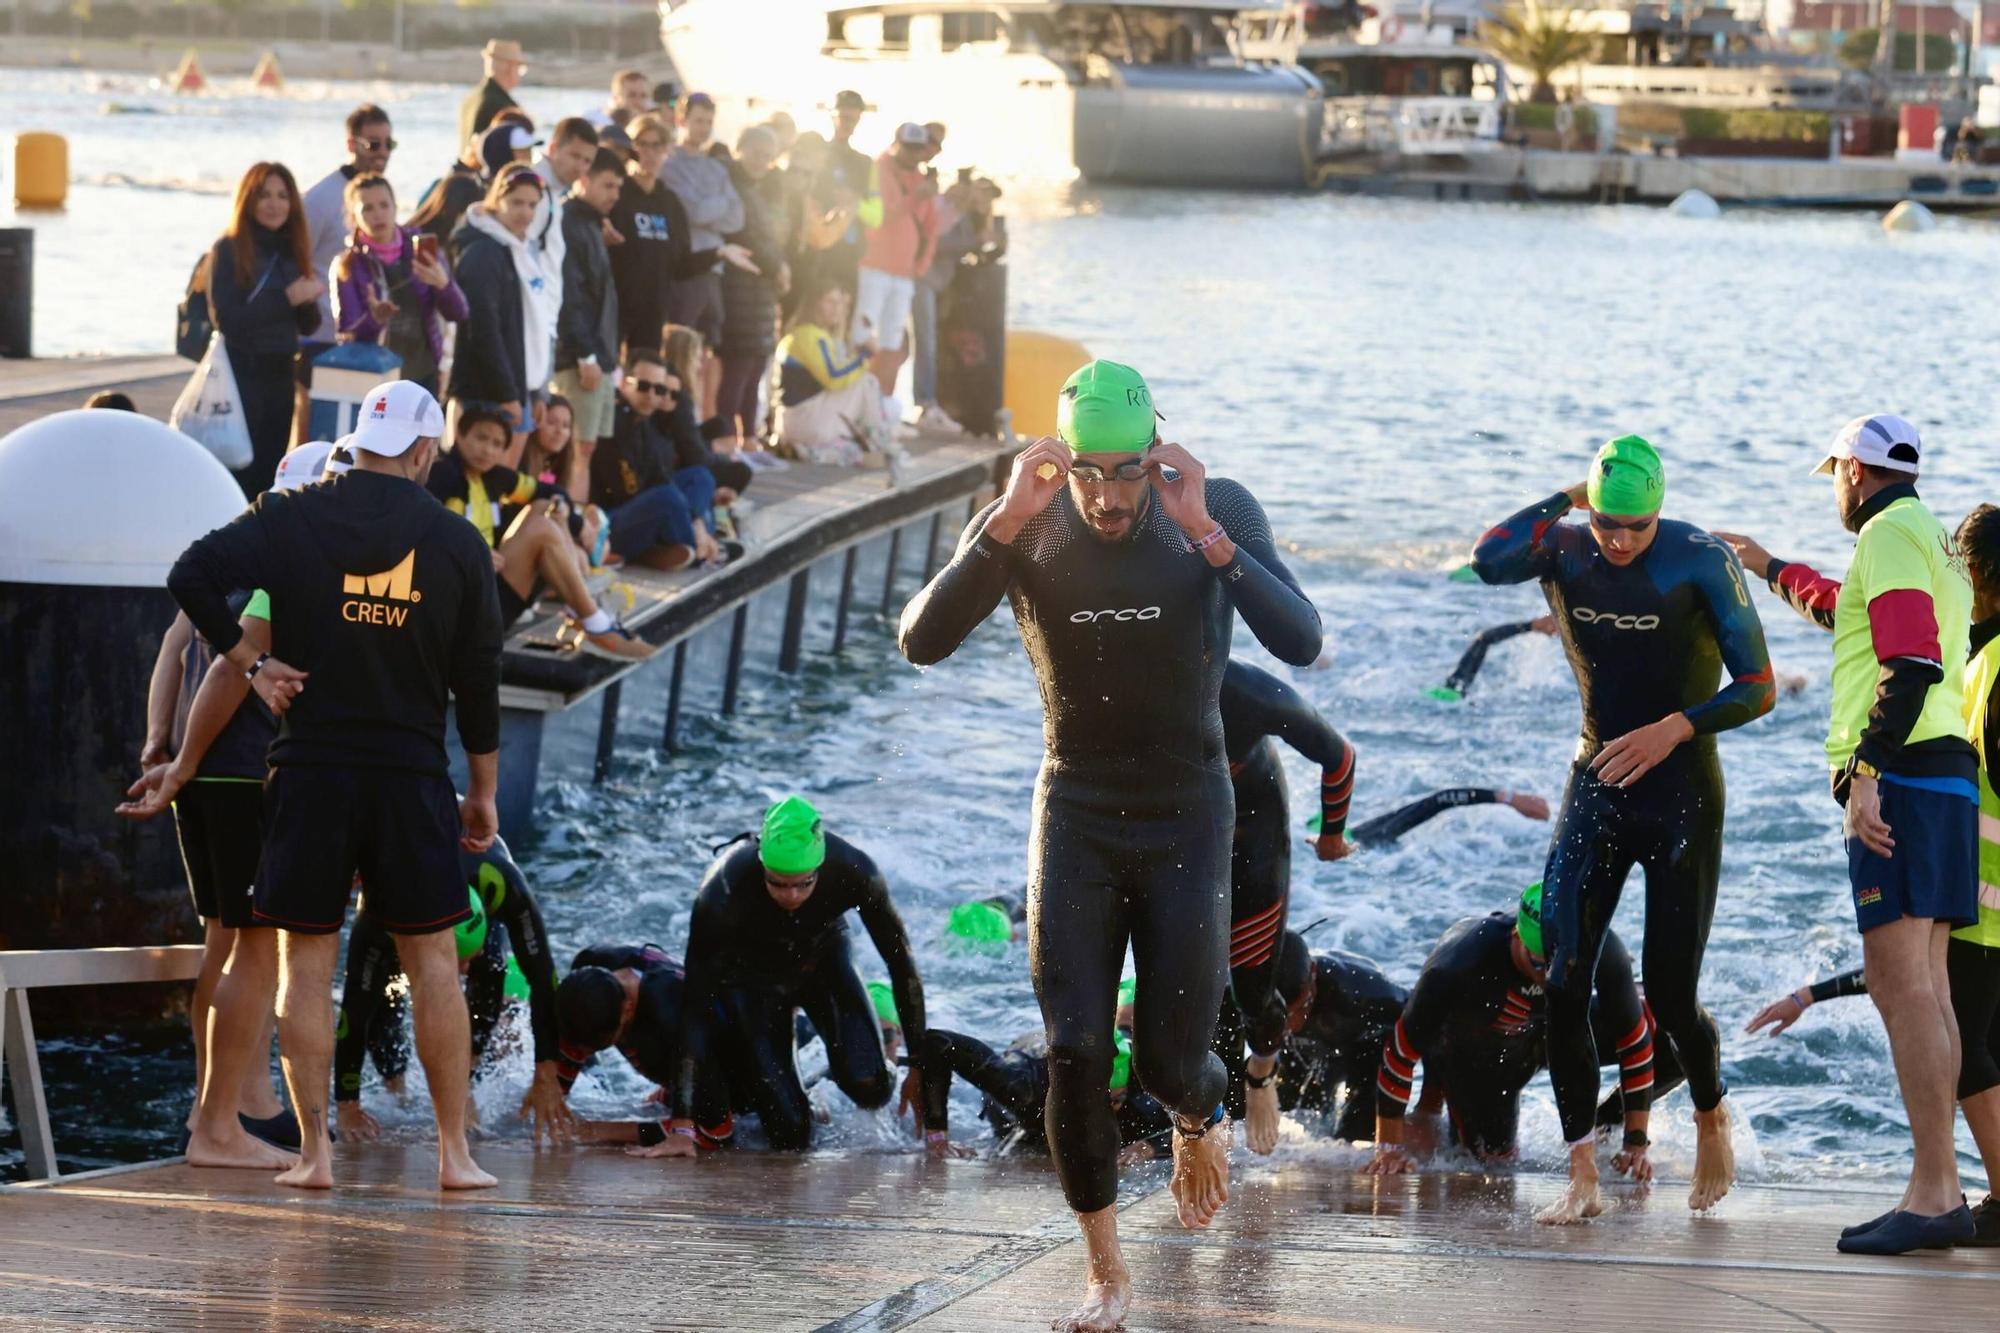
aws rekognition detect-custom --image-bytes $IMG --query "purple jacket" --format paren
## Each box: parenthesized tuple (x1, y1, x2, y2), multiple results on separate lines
(330, 225, 470, 365)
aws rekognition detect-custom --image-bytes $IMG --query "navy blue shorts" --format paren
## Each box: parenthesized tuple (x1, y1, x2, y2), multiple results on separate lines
(1848, 775, 1978, 934)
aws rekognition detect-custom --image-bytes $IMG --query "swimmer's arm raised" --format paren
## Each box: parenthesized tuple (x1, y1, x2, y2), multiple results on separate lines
(898, 501, 1015, 665)
(1205, 479, 1323, 667)
(1470, 491, 1572, 586)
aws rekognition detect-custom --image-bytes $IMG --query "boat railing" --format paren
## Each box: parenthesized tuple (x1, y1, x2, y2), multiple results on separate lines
(0, 946, 204, 1181)
(1325, 95, 1501, 155)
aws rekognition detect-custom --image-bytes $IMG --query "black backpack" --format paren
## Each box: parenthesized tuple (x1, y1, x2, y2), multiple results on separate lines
(175, 251, 213, 361)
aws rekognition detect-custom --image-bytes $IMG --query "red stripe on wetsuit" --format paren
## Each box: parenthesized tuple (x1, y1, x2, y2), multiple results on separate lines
(1320, 747, 1354, 837)
(1616, 1007, 1656, 1097)
(1377, 1018, 1419, 1115)
(1230, 898, 1286, 968)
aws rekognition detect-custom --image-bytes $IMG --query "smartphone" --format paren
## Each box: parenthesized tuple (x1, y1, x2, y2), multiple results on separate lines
(415, 233, 440, 266)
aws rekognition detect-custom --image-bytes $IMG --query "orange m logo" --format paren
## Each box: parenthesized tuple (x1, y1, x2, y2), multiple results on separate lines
(341, 550, 418, 601)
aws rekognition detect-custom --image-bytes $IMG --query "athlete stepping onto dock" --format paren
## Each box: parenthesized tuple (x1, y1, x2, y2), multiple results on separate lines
(1473, 435, 1775, 1224)
(900, 360, 1322, 1331)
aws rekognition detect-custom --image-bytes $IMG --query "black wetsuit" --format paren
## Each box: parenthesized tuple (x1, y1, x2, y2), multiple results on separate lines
(1442, 620, 1544, 697)
(1377, 914, 1653, 1156)
(1473, 495, 1774, 1144)
(919, 1029, 1173, 1155)
(334, 838, 561, 1101)
(900, 477, 1320, 1214)
(559, 944, 735, 1140)
(677, 834, 926, 1151)
(1349, 788, 1514, 849)
(1220, 660, 1355, 1061)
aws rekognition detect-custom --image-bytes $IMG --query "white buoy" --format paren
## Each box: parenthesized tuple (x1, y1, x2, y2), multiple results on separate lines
(1882, 200, 1937, 234)
(1667, 189, 1721, 219)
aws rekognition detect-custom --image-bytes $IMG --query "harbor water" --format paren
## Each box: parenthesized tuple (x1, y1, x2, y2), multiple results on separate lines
(4, 72, 1997, 1187)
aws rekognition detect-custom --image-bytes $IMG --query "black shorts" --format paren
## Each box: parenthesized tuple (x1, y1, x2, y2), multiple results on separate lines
(254, 766, 470, 936)
(496, 572, 537, 626)
(172, 779, 264, 928)
(668, 272, 724, 348)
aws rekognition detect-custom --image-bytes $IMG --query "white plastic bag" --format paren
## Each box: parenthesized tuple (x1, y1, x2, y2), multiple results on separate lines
(170, 332, 254, 472)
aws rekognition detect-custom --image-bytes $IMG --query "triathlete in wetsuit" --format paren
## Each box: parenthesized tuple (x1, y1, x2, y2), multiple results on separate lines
(1346, 787, 1549, 848)
(899, 361, 1320, 1333)
(1473, 435, 1773, 1222)
(333, 837, 567, 1142)
(1429, 616, 1558, 701)
(557, 942, 736, 1156)
(919, 1028, 1173, 1161)
(1366, 887, 1656, 1173)
(675, 798, 927, 1152)
(1218, 659, 1355, 1153)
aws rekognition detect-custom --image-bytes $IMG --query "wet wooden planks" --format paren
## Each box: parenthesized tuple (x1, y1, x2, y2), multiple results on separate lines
(4, 1145, 1996, 1331)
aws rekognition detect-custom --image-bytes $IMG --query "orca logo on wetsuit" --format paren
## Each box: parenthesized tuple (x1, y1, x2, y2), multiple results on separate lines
(1069, 607, 1162, 624)
(1570, 607, 1660, 631)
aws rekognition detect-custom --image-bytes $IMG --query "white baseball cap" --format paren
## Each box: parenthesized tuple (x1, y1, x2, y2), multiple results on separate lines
(348, 381, 444, 458)
(272, 441, 336, 492)
(1814, 413, 1922, 477)
(896, 121, 930, 146)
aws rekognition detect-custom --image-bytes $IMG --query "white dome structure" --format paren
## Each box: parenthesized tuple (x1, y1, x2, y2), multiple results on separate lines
(0, 409, 247, 587)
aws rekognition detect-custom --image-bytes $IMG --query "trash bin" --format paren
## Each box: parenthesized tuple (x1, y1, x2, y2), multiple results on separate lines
(0, 229, 31, 360)
(936, 255, 1007, 438)
(307, 341, 402, 441)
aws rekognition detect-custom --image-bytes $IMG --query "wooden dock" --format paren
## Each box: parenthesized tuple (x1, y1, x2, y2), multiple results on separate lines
(2, 1143, 1992, 1330)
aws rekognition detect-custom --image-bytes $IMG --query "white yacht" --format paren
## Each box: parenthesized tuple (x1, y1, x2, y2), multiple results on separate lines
(660, 0, 1325, 186)
(1238, 4, 1506, 157)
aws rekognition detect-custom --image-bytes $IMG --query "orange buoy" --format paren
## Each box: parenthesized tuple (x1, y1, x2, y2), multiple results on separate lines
(251, 52, 284, 91)
(1003, 331, 1093, 440)
(14, 132, 69, 209)
(170, 49, 205, 94)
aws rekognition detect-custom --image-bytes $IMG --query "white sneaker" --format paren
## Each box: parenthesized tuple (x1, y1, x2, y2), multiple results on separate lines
(916, 404, 964, 435)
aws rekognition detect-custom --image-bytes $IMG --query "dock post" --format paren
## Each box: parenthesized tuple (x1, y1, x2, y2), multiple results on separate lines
(592, 681, 623, 784)
(722, 604, 749, 715)
(778, 569, 810, 674)
(832, 546, 858, 653)
(1, 988, 57, 1179)
(921, 511, 944, 582)
(661, 641, 688, 754)
(879, 528, 903, 618)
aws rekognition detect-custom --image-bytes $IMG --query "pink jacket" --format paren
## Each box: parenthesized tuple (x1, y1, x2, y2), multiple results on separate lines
(860, 152, 937, 280)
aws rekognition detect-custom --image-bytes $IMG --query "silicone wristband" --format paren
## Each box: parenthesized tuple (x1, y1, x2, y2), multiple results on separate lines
(1191, 525, 1228, 552)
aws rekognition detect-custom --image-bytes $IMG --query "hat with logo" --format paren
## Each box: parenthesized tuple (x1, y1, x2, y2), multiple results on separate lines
(349, 381, 445, 458)
(272, 441, 337, 493)
(1057, 360, 1161, 454)
(896, 121, 930, 146)
(454, 887, 489, 960)
(1515, 881, 1545, 959)
(865, 980, 899, 1028)
(1587, 434, 1665, 517)
(1814, 413, 1922, 477)
(759, 795, 826, 875)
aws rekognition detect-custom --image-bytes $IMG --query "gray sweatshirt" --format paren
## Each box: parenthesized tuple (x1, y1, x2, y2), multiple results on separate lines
(658, 145, 744, 262)
(301, 163, 356, 343)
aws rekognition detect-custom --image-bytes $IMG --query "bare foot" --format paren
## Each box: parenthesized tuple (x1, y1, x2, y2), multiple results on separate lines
(1169, 1117, 1232, 1229)
(186, 1124, 297, 1172)
(439, 1145, 498, 1191)
(1244, 1078, 1281, 1156)
(274, 1153, 333, 1189)
(1052, 1272, 1130, 1332)
(1689, 1101, 1736, 1212)
(1536, 1146, 1602, 1226)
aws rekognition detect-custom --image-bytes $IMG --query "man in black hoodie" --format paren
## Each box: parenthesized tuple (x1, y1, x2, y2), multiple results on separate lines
(553, 149, 626, 452)
(168, 380, 503, 1194)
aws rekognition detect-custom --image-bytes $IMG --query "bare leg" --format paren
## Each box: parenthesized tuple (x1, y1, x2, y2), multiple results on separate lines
(1169, 1115, 1232, 1228)
(237, 1002, 283, 1120)
(395, 928, 496, 1190)
(187, 920, 233, 1129)
(187, 927, 294, 1170)
(1689, 1100, 1736, 1211)
(1243, 1053, 1280, 1156)
(499, 509, 599, 619)
(273, 930, 339, 1188)
(1865, 916, 1964, 1216)
(1536, 1140, 1604, 1225)
(1052, 1205, 1131, 1333)
(633, 544, 695, 572)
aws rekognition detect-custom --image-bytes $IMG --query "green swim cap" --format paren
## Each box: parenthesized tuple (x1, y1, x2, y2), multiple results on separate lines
(503, 954, 531, 1001)
(1516, 881, 1545, 959)
(759, 795, 826, 875)
(1056, 359, 1158, 454)
(1587, 435, 1666, 517)
(454, 887, 488, 960)
(865, 980, 899, 1027)
(1108, 1028, 1133, 1093)
(1117, 976, 1137, 1009)
(947, 901, 1014, 944)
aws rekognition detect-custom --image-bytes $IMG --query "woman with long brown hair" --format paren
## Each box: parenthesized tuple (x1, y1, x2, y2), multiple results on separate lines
(207, 161, 323, 494)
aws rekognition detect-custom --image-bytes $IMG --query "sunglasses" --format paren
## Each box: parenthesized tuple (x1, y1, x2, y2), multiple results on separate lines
(355, 137, 397, 152)
(630, 379, 675, 396)
(1589, 512, 1657, 534)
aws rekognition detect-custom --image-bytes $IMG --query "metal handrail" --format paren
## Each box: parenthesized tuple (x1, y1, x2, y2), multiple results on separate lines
(1, 946, 204, 1181)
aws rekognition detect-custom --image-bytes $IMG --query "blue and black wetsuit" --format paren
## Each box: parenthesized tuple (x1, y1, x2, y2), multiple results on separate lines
(1219, 660, 1355, 1063)
(1473, 493, 1774, 1144)
(900, 477, 1321, 1214)
(1377, 913, 1655, 1156)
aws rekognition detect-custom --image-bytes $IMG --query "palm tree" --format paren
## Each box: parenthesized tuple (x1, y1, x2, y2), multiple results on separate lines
(1481, 0, 1599, 104)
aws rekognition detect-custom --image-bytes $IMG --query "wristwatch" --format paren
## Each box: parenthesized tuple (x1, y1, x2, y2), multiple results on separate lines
(1851, 758, 1881, 781)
